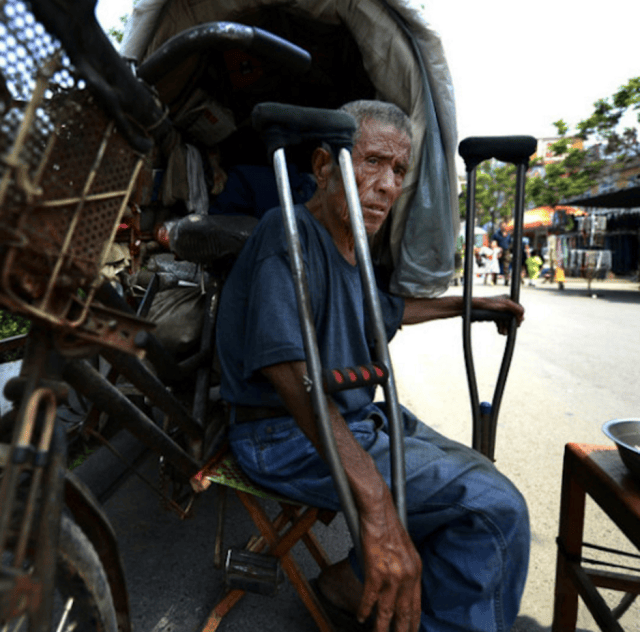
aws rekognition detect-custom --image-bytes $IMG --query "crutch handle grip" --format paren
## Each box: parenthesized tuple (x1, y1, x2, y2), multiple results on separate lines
(458, 136, 537, 170)
(323, 362, 389, 394)
(470, 309, 515, 325)
(252, 103, 356, 159)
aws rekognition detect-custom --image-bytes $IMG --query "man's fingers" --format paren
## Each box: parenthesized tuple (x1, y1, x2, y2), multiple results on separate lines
(413, 580, 422, 632)
(360, 577, 421, 632)
(383, 601, 412, 632)
(357, 581, 378, 624)
(371, 585, 419, 632)
(374, 605, 394, 632)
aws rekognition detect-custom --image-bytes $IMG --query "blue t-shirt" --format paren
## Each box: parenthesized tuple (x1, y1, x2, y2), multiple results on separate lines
(216, 204, 405, 415)
(492, 230, 511, 251)
(209, 165, 316, 219)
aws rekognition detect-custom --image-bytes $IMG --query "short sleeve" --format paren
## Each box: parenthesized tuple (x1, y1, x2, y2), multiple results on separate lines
(377, 290, 405, 341)
(243, 253, 306, 377)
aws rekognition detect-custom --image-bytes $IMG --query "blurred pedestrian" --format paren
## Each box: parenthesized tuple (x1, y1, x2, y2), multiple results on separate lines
(492, 221, 512, 285)
(525, 247, 543, 286)
(480, 240, 501, 285)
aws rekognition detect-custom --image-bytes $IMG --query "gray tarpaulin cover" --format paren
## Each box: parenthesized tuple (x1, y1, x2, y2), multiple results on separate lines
(121, 0, 459, 298)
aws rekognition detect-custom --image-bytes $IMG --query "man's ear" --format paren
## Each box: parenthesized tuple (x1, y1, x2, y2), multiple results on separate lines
(310, 146, 334, 189)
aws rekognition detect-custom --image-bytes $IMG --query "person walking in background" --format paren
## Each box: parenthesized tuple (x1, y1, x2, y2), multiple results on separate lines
(492, 221, 512, 285)
(479, 240, 501, 285)
(525, 246, 543, 286)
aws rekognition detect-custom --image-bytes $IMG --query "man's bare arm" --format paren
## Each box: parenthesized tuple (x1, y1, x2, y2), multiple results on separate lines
(261, 361, 422, 632)
(402, 294, 525, 332)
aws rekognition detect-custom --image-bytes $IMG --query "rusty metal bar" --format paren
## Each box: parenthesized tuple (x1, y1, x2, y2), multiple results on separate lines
(62, 359, 199, 478)
(0, 54, 61, 205)
(40, 121, 116, 312)
(31, 423, 66, 632)
(85, 428, 192, 519)
(100, 346, 203, 442)
(192, 282, 220, 428)
(40, 189, 131, 208)
(0, 329, 50, 558)
(14, 388, 58, 567)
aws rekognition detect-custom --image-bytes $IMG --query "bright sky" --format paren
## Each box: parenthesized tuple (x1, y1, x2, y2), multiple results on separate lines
(96, 0, 639, 145)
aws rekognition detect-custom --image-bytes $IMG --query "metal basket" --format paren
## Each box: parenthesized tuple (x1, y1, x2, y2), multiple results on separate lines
(0, 0, 149, 355)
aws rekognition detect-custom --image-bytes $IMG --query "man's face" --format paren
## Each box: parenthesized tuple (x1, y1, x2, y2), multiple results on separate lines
(351, 118, 412, 236)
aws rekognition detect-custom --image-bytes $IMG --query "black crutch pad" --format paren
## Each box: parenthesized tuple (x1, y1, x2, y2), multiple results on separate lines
(323, 363, 389, 394)
(252, 102, 356, 160)
(458, 136, 537, 170)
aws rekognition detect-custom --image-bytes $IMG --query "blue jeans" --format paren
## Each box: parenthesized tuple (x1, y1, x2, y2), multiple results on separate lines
(229, 402, 530, 632)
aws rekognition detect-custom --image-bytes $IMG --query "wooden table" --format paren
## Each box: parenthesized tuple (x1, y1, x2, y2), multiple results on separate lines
(552, 443, 640, 631)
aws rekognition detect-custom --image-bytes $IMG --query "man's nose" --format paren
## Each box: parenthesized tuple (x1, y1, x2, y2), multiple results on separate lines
(376, 165, 396, 192)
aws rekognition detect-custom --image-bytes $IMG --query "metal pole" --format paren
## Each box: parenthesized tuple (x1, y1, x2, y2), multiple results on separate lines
(462, 166, 482, 451)
(485, 162, 526, 460)
(63, 360, 200, 477)
(272, 148, 362, 560)
(338, 148, 407, 528)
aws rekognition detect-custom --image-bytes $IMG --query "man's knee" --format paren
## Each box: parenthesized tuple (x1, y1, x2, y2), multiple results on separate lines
(484, 474, 530, 558)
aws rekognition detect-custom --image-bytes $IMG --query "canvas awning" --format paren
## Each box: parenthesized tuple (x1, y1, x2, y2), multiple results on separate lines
(564, 186, 640, 209)
(504, 206, 585, 232)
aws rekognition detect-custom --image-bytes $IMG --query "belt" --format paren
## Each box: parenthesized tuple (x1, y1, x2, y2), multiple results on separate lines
(229, 404, 289, 424)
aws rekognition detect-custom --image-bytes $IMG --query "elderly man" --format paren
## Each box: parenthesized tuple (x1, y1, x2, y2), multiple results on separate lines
(216, 100, 529, 632)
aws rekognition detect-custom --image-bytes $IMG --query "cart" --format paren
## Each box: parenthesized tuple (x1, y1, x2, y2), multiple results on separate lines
(0, 1, 531, 629)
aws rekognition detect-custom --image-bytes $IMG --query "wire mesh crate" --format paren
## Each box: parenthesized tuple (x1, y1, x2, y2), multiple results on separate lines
(0, 0, 150, 355)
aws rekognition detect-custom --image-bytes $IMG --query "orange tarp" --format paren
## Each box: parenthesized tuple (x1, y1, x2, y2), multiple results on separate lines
(505, 206, 585, 232)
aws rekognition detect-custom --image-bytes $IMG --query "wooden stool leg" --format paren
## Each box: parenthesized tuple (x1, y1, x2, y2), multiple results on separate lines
(302, 530, 332, 570)
(201, 589, 245, 632)
(552, 447, 587, 632)
(280, 504, 333, 570)
(236, 491, 335, 632)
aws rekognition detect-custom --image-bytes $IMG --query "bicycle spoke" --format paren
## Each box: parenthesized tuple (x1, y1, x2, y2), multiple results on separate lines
(54, 596, 74, 632)
(1, 612, 26, 632)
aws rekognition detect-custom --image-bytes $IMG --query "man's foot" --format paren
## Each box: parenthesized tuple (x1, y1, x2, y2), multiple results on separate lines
(317, 558, 363, 615)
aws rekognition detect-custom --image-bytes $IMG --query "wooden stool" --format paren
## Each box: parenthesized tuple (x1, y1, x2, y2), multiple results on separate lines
(191, 445, 338, 632)
(552, 443, 640, 631)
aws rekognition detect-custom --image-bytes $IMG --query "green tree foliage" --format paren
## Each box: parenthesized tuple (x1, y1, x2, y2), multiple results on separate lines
(0, 310, 29, 362)
(0, 310, 29, 340)
(576, 76, 640, 163)
(526, 120, 602, 209)
(108, 14, 129, 44)
(106, 1, 139, 45)
(461, 160, 518, 229)
(462, 78, 640, 219)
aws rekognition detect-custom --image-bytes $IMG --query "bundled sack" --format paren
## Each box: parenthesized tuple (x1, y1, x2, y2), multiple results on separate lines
(147, 286, 206, 357)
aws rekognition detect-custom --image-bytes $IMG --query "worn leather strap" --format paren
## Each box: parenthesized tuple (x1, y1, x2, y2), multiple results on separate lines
(229, 404, 289, 424)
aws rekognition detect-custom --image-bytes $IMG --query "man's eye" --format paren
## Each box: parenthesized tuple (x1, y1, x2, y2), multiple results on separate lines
(367, 157, 378, 165)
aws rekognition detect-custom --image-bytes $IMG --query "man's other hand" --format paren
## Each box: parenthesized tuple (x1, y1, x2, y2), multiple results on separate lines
(476, 294, 525, 335)
(357, 494, 422, 632)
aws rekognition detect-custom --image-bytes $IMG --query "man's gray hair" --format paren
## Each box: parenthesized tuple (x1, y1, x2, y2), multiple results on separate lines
(340, 100, 412, 144)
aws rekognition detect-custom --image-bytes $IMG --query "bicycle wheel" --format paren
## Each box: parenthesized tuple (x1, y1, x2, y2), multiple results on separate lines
(1, 512, 118, 632)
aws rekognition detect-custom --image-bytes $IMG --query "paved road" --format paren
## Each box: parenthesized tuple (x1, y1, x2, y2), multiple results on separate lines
(102, 276, 640, 632)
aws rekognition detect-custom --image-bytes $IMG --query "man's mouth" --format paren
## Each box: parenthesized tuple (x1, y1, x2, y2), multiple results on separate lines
(363, 205, 387, 216)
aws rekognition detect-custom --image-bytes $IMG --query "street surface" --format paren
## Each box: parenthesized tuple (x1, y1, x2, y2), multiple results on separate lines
(103, 276, 640, 632)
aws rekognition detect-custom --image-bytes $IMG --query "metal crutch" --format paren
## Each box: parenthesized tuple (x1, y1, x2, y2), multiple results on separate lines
(252, 103, 408, 564)
(458, 135, 537, 461)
